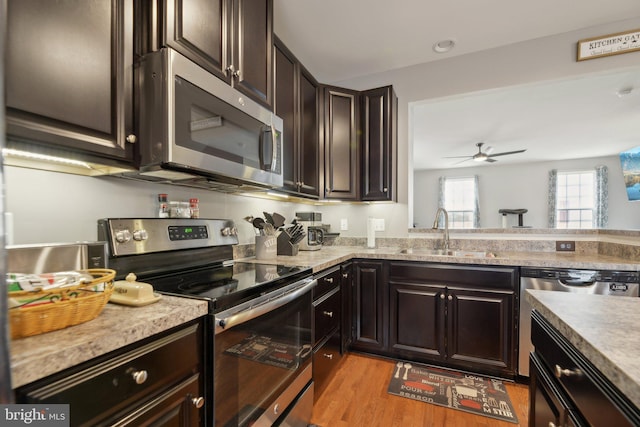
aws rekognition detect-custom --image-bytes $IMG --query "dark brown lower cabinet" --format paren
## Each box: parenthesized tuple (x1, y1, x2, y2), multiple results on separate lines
(347, 260, 517, 377)
(530, 311, 640, 427)
(389, 281, 515, 377)
(351, 260, 386, 353)
(15, 321, 204, 426)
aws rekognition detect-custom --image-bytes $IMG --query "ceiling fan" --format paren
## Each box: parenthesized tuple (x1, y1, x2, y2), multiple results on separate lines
(446, 142, 526, 164)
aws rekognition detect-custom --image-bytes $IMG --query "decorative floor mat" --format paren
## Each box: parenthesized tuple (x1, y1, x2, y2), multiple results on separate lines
(387, 360, 518, 424)
(224, 334, 312, 370)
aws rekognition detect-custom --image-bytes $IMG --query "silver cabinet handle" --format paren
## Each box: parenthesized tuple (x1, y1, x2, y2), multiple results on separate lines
(323, 311, 333, 318)
(383, 187, 388, 192)
(323, 353, 333, 359)
(342, 273, 349, 278)
(131, 370, 148, 385)
(233, 70, 241, 79)
(448, 295, 453, 301)
(554, 364, 581, 378)
(325, 277, 334, 283)
(126, 134, 137, 144)
(225, 64, 235, 76)
(440, 294, 445, 300)
(548, 422, 556, 427)
(191, 397, 204, 408)
(273, 403, 280, 415)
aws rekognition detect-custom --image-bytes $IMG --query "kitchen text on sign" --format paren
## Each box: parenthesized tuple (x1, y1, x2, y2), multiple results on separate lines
(577, 29, 640, 61)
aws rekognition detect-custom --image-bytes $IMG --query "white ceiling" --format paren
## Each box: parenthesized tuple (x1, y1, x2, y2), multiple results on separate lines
(273, 0, 640, 170)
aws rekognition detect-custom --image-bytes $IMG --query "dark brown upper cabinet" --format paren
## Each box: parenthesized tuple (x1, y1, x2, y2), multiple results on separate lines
(361, 86, 397, 202)
(324, 86, 360, 201)
(274, 37, 321, 198)
(159, 0, 273, 109)
(5, 0, 135, 165)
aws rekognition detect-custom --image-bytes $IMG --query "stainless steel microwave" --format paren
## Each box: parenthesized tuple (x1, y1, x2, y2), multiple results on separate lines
(135, 48, 283, 189)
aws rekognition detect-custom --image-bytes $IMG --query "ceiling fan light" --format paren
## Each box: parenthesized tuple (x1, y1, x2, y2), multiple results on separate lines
(473, 154, 488, 162)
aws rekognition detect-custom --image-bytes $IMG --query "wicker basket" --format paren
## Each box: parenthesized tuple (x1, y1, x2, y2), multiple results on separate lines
(8, 268, 116, 339)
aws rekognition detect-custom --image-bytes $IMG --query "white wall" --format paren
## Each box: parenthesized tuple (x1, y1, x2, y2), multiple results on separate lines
(413, 155, 640, 230)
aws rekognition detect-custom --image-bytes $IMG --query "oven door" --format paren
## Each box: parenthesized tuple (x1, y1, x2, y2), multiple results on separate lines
(213, 278, 315, 427)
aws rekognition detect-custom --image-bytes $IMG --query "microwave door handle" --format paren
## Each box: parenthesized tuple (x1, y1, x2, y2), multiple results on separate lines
(214, 279, 317, 334)
(270, 122, 278, 172)
(259, 125, 276, 171)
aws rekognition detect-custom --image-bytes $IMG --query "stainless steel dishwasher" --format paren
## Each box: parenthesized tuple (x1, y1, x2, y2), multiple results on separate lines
(519, 267, 640, 376)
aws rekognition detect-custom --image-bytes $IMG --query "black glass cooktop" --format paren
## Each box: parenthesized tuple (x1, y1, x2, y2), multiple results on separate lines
(146, 262, 312, 312)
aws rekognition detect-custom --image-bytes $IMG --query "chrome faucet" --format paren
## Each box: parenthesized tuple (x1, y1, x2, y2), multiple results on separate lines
(432, 208, 450, 251)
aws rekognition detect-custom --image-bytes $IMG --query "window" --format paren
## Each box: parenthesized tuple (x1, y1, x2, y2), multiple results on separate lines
(549, 167, 608, 229)
(438, 176, 479, 229)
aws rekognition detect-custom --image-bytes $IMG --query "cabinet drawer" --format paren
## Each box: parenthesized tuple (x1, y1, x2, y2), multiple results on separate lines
(532, 313, 639, 427)
(17, 323, 201, 426)
(314, 266, 341, 300)
(313, 330, 342, 399)
(314, 286, 341, 345)
(389, 262, 517, 291)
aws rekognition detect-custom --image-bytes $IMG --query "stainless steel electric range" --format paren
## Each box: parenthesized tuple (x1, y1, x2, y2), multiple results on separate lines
(99, 218, 316, 427)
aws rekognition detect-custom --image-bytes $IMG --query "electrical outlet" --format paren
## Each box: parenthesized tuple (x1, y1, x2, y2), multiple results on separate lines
(340, 218, 349, 231)
(556, 241, 576, 252)
(373, 218, 385, 231)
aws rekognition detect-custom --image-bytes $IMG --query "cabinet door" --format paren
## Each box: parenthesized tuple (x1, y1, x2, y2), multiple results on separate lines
(112, 374, 202, 427)
(232, 0, 273, 109)
(389, 282, 445, 360)
(297, 67, 321, 197)
(529, 353, 571, 427)
(324, 87, 360, 200)
(361, 86, 397, 201)
(274, 39, 320, 198)
(274, 40, 298, 192)
(6, 0, 134, 162)
(446, 287, 515, 376)
(352, 261, 385, 352)
(164, 0, 231, 84)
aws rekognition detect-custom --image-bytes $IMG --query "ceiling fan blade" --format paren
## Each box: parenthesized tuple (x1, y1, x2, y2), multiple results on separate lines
(454, 158, 472, 165)
(487, 149, 526, 158)
(486, 158, 498, 163)
(443, 155, 474, 159)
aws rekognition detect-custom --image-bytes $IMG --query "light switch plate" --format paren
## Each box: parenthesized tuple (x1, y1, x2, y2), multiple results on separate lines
(340, 219, 348, 231)
(373, 218, 385, 231)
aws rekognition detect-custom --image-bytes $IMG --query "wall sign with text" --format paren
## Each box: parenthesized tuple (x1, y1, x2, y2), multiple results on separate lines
(577, 29, 640, 61)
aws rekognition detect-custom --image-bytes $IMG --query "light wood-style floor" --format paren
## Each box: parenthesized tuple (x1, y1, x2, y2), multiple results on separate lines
(311, 353, 529, 427)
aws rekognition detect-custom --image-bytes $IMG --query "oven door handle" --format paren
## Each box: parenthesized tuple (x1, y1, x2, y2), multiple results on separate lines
(214, 278, 317, 334)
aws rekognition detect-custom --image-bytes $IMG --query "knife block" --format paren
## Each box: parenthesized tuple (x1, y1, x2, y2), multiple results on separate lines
(277, 232, 299, 256)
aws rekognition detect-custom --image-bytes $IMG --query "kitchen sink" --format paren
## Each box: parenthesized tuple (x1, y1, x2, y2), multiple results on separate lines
(399, 248, 497, 258)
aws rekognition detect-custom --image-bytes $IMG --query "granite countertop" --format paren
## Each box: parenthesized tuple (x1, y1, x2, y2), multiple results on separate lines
(10, 295, 209, 389)
(240, 245, 640, 273)
(526, 290, 640, 409)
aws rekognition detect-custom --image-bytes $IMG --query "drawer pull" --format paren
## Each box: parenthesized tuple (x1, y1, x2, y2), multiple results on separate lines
(325, 277, 334, 283)
(342, 273, 349, 278)
(447, 295, 453, 301)
(323, 353, 333, 359)
(440, 294, 445, 300)
(548, 422, 556, 427)
(131, 369, 148, 385)
(554, 365, 582, 379)
(323, 311, 334, 318)
(191, 396, 205, 409)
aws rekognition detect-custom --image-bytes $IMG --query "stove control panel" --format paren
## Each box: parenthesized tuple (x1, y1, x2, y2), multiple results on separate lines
(98, 218, 239, 256)
(168, 225, 209, 241)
